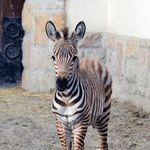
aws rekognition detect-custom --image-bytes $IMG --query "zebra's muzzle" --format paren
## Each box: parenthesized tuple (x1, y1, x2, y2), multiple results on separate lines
(56, 77, 68, 92)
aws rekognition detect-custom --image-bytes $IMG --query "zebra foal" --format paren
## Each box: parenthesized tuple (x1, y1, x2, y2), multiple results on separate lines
(45, 21, 112, 150)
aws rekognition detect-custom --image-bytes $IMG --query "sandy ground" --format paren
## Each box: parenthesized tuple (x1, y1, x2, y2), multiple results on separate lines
(0, 87, 150, 150)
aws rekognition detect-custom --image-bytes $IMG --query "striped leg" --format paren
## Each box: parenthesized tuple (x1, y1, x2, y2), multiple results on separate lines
(94, 103, 111, 150)
(56, 118, 72, 150)
(72, 123, 88, 150)
(71, 132, 74, 148)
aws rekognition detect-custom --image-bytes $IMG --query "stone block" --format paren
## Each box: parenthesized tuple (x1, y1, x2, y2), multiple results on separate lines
(42, 71, 56, 92)
(137, 48, 148, 87)
(30, 46, 54, 70)
(22, 3, 34, 32)
(125, 39, 139, 58)
(146, 40, 150, 48)
(117, 42, 123, 78)
(138, 86, 146, 97)
(138, 47, 148, 69)
(21, 69, 55, 93)
(106, 50, 117, 76)
(52, 12, 66, 30)
(45, 1, 64, 9)
(103, 33, 117, 49)
(35, 2, 43, 9)
(78, 33, 101, 48)
(139, 40, 146, 47)
(21, 71, 28, 87)
(120, 79, 138, 96)
(148, 53, 150, 68)
(124, 58, 137, 83)
(84, 47, 106, 63)
(148, 74, 150, 91)
(143, 97, 150, 112)
(22, 33, 32, 68)
(34, 12, 49, 45)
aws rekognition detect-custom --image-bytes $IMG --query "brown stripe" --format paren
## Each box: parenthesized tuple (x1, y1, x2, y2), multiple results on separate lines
(103, 70, 108, 86)
(91, 60, 95, 71)
(105, 90, 112, 103)
(77, 95, 85, 108)
(97, 61, 103, 75)
(95, 112, 110, 124)
(105, 82, 112, 93)
(52, 103, 57, 110)
(55, 92, 66, 106)
(103, 103, 111, 112)
(68, 83, 82, 106)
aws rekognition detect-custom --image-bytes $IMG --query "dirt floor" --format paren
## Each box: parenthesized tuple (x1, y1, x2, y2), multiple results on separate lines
(0, 87, 150, 150)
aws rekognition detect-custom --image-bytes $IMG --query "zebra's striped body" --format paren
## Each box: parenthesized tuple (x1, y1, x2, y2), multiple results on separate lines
(46, 21, 112, 150)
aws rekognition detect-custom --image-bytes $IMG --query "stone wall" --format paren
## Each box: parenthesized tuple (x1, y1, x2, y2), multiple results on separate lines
(78, 33, 150, 112)
(103, 33, 150, 112)
(78, 33, 106, 64)
(21, 0, 65, 92)
(21, 0, 150, 112)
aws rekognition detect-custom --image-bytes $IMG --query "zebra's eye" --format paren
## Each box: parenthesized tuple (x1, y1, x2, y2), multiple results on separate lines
(72, 56, 78, 62)
(51, 56, 55, 61)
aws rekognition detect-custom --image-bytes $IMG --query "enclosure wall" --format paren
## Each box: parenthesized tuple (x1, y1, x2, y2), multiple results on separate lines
(22, 0, 150, 112)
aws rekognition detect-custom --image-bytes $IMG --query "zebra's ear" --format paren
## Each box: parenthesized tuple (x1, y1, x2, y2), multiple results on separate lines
(45, 21, 61, 42)
(74, 21, 86, 42)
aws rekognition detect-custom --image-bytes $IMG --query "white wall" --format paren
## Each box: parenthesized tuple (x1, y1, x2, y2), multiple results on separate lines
(106, 0, 150, 39)
(65, 0, 108, 33)
(66, 0, 150, 39)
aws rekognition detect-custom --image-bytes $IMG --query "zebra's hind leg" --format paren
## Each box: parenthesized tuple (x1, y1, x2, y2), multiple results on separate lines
(94, 105, 111, 150)
(56, 118, 72, 150)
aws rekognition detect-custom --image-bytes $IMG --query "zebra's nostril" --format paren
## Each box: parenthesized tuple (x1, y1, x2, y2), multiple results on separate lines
(56, 77, 68, 92)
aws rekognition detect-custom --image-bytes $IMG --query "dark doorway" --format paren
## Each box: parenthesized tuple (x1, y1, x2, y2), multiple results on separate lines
(0, 0, 25, 86)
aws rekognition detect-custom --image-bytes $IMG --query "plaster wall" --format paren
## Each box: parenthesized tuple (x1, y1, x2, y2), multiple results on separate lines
(66, 0, 150, 39)
(106, 0, 150, 39)
(65, 0, 108, 32)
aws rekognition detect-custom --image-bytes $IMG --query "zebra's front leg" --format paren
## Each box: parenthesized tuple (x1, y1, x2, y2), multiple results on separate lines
(72, 123, 88, 150)
(56, 118, 72, 150)
(94, 111, 110, 150)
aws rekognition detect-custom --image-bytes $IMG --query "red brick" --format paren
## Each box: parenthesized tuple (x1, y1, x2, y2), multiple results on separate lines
(117, 43, 123, 78)
(138, 48, 148, 69)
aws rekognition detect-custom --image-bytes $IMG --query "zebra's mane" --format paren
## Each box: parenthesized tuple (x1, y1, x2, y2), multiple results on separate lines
(62, 27, 69, 39)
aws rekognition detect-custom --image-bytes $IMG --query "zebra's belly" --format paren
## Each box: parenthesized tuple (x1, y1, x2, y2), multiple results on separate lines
(55, 112, 81, 124)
